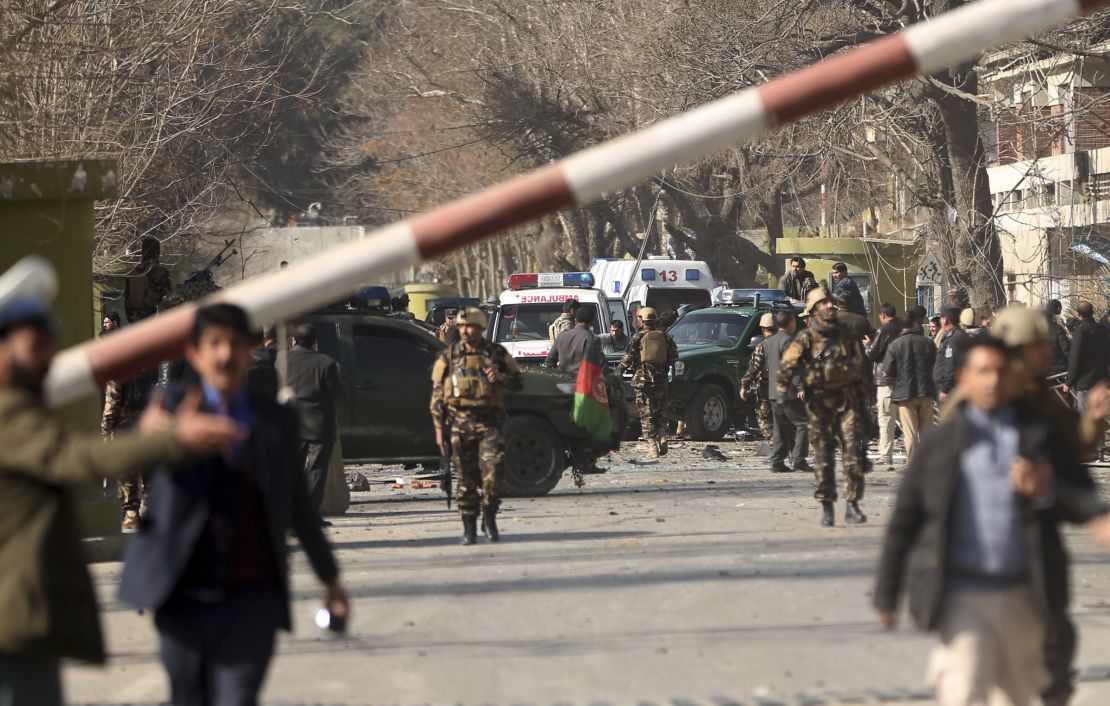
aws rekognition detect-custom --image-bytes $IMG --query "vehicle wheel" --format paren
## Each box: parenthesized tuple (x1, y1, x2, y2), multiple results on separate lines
(684, 383, 730, 440)
(501, 415, 566, 497)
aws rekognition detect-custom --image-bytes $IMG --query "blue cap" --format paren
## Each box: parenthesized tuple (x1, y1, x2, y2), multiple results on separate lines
(0, 295, 56, 334)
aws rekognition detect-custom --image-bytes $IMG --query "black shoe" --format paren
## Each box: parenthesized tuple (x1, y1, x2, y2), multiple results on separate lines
(821, 501, 835, 527)
(770, 464, 792, 473)
(319, 518, 333, 527)
(845, 501, 867, 524)
(481, 508, 500, 542)
(582, 463, 607, 475)
(461, 516, 478, 545)
(794, 462, 814, 474)
(702, 445, 728, 461)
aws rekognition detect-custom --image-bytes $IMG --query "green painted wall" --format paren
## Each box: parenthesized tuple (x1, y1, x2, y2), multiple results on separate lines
(0, 160, 120, 536)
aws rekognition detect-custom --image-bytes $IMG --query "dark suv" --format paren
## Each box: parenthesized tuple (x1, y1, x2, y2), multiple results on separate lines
(299, 307, 626, 496)
(665, 291, 801, 440)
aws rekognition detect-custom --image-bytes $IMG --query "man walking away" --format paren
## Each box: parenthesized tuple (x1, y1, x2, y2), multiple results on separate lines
(599, 320, 629, 356)
(285, 324, 344, 517)
(874, 337, 1107, 706)
(246, 325, 279, 400)
(545, 307, 602, 376)
(882, 311, 936, 465)
(620, 307, 678, 459)
(762, 310, 810, 474)
(867, 303, 902, 471)
(1045, 300, 1070, 379)
(1065, 300, 1110, 413)
(119, 304, 348, 706)
(549, 299, 580, 343)
(830, 262, 867, 317)
(933, 307, 967, 403)
(778, 256, 818, 302)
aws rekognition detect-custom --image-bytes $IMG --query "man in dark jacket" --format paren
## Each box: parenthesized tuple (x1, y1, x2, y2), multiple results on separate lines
(1045, 300, 1070, 378)
(874, 337, 1108, 706)
(777, 256, 817, 301)
(545, 307, 602, 376)
(285, 324, 345, 515)
(245, 325, 279, 400)
(932, 307, 967, 402)
(882, 311, 936, 464)
(1065, 300, 1110, 413)
(867, 303, 902, 470)
(830, 262, 867, 317)
(762, 310, 810, 473)
(119, 304, 349, 706)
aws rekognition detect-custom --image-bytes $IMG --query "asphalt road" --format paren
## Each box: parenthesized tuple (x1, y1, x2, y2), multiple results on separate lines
(67, 438, 1110, 705)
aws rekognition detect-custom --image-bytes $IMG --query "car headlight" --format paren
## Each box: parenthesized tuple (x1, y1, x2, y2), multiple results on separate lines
(672, 361, 685, 378)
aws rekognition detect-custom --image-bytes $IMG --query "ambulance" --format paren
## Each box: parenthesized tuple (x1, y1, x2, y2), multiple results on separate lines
(490, 272, 614, 364)
(590, 258, 716, 322)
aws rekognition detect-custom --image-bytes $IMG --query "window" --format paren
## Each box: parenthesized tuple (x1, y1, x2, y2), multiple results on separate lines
(494, 303, 601, 342)
(669, 313, 750, 348)
(351, 325, 436, 378)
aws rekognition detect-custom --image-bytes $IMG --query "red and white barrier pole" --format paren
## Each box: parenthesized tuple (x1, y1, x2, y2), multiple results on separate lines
(45, 0, 1110, 407)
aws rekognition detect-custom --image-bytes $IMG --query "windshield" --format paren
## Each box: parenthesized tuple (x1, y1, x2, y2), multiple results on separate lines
(495, 303, 601, 342)
(669, 312, 750, 348)
(645, 288, 712, 320)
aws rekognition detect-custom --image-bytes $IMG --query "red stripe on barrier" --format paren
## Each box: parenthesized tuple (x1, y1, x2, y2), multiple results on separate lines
(759, 35, 916, 125)
(410, 165, 576, 259)
(87, 304, 198, 386)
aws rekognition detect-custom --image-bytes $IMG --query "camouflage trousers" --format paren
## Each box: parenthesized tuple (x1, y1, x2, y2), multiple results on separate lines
(633, 373, 667, 440)
(449, 408, 505, 517)
(118, 472, 150, 515)
(805, 387, 868, 502)
(755, 390, 772, 440)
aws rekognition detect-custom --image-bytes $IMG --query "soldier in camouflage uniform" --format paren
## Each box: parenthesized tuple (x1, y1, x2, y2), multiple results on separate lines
(548, 298, 579, 342)
(740, 312, 775, 440)
(778, 289, 870, 527)
(431, 307, 524, 545)
(123, 236, 173, 322)
(101, 375, 150, 529)
(620, 307, 679, 459)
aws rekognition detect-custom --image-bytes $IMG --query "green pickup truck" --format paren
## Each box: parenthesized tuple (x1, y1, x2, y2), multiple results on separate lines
(300, 306, 627, 496)
(665, 290, 802, 440)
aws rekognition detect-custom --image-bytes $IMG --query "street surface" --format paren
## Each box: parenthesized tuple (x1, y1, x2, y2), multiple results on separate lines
(68, 439, 1110, 706)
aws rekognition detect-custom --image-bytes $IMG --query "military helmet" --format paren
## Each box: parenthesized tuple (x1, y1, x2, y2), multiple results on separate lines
(759, 312, 774, 329)
(457, 307, 488, 330)
(638, 307, 659, 322)
(959, 307, 976, 328)
(989, 306, 1050, 347)
(804, 288, 831, 315)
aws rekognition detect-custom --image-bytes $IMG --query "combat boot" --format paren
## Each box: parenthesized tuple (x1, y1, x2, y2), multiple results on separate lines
(647, 438, 661, 459)
(461, 515, 478, 545)
(482, 507, 500, 542)
(845, 501, 867, 525)
(121, 510, 140, 531)
(820, 501, 835, 527)
(658, 438, 669, 456)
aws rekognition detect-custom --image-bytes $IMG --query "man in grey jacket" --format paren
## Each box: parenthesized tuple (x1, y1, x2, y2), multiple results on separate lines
(762, 310, 810, 473)
(545, 307, 602, 376)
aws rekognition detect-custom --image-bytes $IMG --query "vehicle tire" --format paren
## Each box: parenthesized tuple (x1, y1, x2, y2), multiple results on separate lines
(684, 383, 730, 440)
(501, 415, 566, 497)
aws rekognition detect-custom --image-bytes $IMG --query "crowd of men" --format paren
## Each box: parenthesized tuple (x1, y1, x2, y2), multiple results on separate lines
(5, 249, 1110, 706)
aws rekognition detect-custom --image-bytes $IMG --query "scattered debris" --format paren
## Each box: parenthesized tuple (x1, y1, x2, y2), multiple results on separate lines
(702, 445, 728, 461)
(346, 472, 371, 492)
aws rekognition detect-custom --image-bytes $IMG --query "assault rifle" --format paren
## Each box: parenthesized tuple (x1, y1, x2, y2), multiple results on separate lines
(438, 405, 453, 509)
(184, 239, 237, 285)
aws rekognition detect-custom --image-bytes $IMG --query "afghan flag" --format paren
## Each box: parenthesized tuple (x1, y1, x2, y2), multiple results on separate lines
(572, 344, 612, 439)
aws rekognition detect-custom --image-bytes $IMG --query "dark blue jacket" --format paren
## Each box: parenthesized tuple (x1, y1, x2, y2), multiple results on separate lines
(118, 384, 339, 629)
(833, 276, 867, 317)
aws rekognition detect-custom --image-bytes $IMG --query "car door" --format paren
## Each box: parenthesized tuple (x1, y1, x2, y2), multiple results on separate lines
(345, 323, 439, 460)
(307, 318, 354, 451)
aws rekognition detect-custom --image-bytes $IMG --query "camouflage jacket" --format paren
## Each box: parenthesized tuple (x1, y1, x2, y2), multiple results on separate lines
(124, 263, 173, 322)
(741, 340, 768, 391)
(430, 338, 523, 426)
(548, 314, 575, 343)
(100, 378, 148, 436)
(620, 328, 679, 374)
(777, 315, 866, 395)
